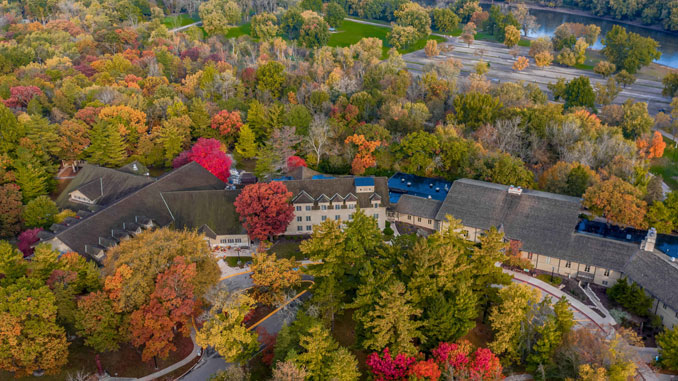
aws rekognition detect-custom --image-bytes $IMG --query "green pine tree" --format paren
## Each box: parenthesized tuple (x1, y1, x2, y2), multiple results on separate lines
(13, 148, 50, 202)
(104, 125, 128, 167)
(0, 103, 25, 156)
(235, 124, 258, 159)
(86, 121, 109, 166)
(527, 317, 562, 372)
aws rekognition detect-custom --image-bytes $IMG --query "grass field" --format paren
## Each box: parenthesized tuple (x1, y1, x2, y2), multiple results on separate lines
(328, 20, 445, 58)
(162, 14, 198, 29)
(225, 22, 252, 39)
(650, 135, 678, 190)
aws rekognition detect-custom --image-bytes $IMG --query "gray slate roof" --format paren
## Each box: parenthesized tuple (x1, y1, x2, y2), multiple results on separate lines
(395, 194, 442, 219)
(281, 176, 390, 209)
(436, 179, 638, 272)
(56, 163, 155, 211)
(162, 190, 246, 235)
(53, 162, 225, 255)
(624, 251, 678, 312)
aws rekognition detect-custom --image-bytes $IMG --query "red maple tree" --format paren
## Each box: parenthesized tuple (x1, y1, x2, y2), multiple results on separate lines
(129, 256, 197, 362)
(17, 228, 42, 257)
(2, 86, 43, 108)
(173, 138, 232, 182)
(234, 182, 294, 241)
(287, 155, 307, 170)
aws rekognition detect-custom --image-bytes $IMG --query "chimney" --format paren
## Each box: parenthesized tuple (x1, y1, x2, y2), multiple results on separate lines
(508, 185, 523, 195)
(641, 227, 657, 252)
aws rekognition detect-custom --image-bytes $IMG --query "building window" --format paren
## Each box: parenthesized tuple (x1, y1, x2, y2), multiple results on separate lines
(227, 238, 234, 243)
(349, 214, 354, 220)
(527, 253, 533, 260)
(604, 269, 610, 277)
(295, 206, 301, 211)
(306, 225, 312, 231)
(602, 280, 608, 285)
(407, 215, 411, 220)
(306, 216, 311, 222)
(373, 214, 379, 219)
(322, 216, 327, 221)
(348, 204, 355, 209)
(565, 261, 571, 268)
(305, 205, 311, 211)
(297, 226, 303, 231)
(545, 257, 551, 264)
(321, 205, 327, 210)
(584, 265, 591, 272)
(335, 215, 340, 220)
(417, 217, 422, 222)
(235, 238, 241, 243)
(220, 239, 227, 243)
(297, 216, 302, 222)
(334, 204, 341, 210)
(372, 203, 379, 208)
(428, 219, 432, 224)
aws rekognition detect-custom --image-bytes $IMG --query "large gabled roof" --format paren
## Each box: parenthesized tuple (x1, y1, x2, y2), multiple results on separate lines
(624, 251, 678, 312)
(394, 194, 442, 220)
(161, 189, 246, 236)
(53, 162, 225, 255)
(281, 176, 390, 209)
(56, 163, 155, 211)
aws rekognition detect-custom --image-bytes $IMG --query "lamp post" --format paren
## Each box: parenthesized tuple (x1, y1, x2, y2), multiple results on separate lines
(551, 266, 555, 283)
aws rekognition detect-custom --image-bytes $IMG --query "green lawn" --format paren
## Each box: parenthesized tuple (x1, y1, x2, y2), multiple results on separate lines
(650, 135, 678, 190)
(328, 20, 444, 58)
(226, 256, 252, 267)
(225, 22, 252, 38)
(269, 238, 303, 260)
(163, 14, 198, 29)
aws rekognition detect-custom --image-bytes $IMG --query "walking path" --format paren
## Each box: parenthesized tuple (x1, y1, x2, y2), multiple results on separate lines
(504, 268, 661, 381)
(169, 21, 202, 33)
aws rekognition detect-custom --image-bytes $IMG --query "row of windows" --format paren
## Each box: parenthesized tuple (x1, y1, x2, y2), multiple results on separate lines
(405, 215, 433, 225)
(294, 203, 380, 212)
(219, 238, 242, 244)
(294, 213, 381, 230)
(530, 254, 610, 276)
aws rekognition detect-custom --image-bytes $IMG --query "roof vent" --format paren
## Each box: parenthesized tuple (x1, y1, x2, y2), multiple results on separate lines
(132, 163, 138, 171)
(508, 185, 523, 195)
(428, 195, 432, 199)
(429, 183, 433, 188)
(626, 234, 632, 240)
(641, 227, 657, 252)
(401, 178, 405, 182)
(407, 182, 411, 187)
(435, 187, 440, 192)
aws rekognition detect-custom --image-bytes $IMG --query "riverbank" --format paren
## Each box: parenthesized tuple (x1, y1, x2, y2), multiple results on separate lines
(478, 0, 678, 35)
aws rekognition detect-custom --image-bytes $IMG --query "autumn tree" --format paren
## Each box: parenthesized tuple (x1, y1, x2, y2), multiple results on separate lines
(345, 134, 381, 175)
(504, 25, 521, 48)
(129, 256, 197, 361)
(256, 61, 286, 98)
(431, 8, 459, 34)
(388, 25, 419, 50)
(424, 40, 440, 58)
(251, 12, 279, 40)
(594, 61, 616, 77)
(103, 228, 219, 314)
(489, 283, 541, 364)
(199, 0, 241, 36)
(298, 11, 330, 49)
(583, 177, 647, 228)
(534, 51, 554, 68)
(234, 182, 294, 241)
(324, 2, 346, 29)
(250, 252, 301, 306)
(602, 25, 660, 74)
(621, 99, 653, 139)
(0, 241, 26, 283)
(75, 291, 125, 353)
(173, 138, 232, 182)
(461, 22, 476, 47)
(196, 291, 259, 364)
(513, 56, 529, 71)
(637, 131, 666, 159)
(663, 72, 678, 97)
(0, 181, 22, 238)
(394, 2, 431, 37)
(0, 277, 69, 376)
(211, 110, 243, 143)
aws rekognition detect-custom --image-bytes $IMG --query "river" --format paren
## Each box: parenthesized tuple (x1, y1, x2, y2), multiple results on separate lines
(483, 5, 678, 68)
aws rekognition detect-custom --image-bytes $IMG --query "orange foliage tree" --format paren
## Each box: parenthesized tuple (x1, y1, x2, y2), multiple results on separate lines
(98, 105, 148, 146)
(637, 131, 666, 159)
(513, 56, 529, 71)
(582, 176, 647, 228)
(345, 134, 381, 175)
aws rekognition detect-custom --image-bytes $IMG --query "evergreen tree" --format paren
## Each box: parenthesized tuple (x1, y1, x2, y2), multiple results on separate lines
(0, 103, 25, 156)
(87, 121, 127, 167)
(235, 124, 258, 159)
(527, 317, 562, 371)
(22, 195, 58, 228)
(13, 148, 50, 202)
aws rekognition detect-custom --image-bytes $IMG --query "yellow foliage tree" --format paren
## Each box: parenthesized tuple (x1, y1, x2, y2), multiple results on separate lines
(513, 56, 529, 71)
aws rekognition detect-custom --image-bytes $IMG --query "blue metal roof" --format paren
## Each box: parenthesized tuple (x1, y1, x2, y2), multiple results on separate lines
(354, 177, 375, 186)
(577, 220, 678, 259)
(272, 176, 294, 181)
(388, 172, 452, 203)
(312, 175, 336, 180)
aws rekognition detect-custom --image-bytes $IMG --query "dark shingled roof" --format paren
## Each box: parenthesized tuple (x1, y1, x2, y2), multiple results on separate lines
(287, 166, 321, 180)
(56, 163, 155, 211)
(53, 162, 225, 255)
(118, 160, 150, 176)
(281, 176, 390, 209)
(161, 190, 246, 235)
(435, 179, 639, 272)
(624, 251, 678, 312)
(395, 194, 442, 220)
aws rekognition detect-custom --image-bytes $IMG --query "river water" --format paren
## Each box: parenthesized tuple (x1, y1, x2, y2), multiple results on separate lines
(487, 6, 678, 68)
